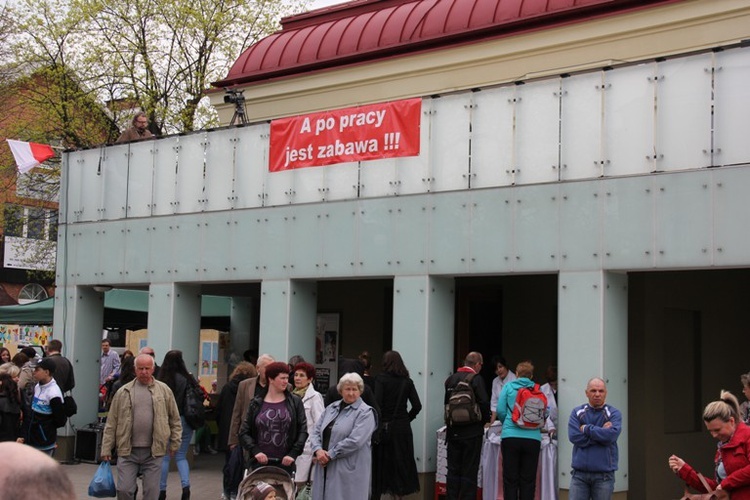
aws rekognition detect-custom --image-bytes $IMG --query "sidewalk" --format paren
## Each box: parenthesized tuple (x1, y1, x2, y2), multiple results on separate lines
(62, 451, 225, 499)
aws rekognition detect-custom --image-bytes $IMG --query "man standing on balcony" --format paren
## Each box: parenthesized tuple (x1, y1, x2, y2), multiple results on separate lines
(116, 112, 154, 143)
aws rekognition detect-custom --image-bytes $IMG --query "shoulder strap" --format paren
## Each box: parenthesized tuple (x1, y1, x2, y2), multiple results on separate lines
(697, 473, 715, 494)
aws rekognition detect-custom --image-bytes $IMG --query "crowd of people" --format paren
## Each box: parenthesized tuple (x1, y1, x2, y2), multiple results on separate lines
(1, 340, 749, 500)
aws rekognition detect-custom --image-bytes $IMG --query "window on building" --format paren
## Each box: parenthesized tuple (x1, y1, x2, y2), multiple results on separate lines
(3, 204, 58, 240)
(3, 204, 24, 237)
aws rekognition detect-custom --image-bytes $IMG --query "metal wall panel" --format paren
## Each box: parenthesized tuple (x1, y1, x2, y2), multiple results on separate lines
(604, 63, 655, 177)
(470, 86, 515, 188)
(175, 133, 206, 214)
(101, 145, 129, 221)
(600, 176, 655, 269)
(714, 48, 750, 167)
(561, 72, 604, 181)
(712, 167, 750, 265)
(126, 141, 156, 218)
(235, 124, 268, 209)
(515, 79, 561, 185)
(324, 161, 360, 202)
(151, 137, 179, 216)
(558, 183, 600, 271)
(396, 100, 432, 196)
(360, 157, 398, 197)
(428, 195, 471, 274)
(66, 149, 96, 222)
(319, 208, 358, 276)
(653, 171, 712, 267)
(204, 128, 239, 212)
(513, 184, 560, 272)
(430, 93, 471, 192)
(467, 191, 514, 274)
(655, 54, 713, 171)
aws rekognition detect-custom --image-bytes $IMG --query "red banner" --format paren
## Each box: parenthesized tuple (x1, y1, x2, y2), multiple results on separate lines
(269, 98, 421, 172)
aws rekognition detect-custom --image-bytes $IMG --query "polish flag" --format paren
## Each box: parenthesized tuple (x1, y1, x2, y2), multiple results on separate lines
(6, 139, 56, 173)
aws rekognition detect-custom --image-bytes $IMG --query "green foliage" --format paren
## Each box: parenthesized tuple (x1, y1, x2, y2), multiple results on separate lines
(6, 0, 310, 135)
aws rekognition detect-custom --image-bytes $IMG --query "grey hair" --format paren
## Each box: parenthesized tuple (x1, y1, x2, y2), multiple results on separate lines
(703, 390, 740, 423)
(337, 372, 364, 394)
(0, 362, 20, 378)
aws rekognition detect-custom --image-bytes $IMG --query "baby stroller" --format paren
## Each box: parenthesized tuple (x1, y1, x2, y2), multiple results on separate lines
(237, 463, 296, 500)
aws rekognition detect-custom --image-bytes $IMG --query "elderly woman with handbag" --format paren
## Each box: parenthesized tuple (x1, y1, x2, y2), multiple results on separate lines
(669, 391, 750, 499)
(310, 372, 377, 500)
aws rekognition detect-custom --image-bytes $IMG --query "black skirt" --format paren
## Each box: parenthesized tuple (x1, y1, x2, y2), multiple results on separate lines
(375, 417, 420, 496)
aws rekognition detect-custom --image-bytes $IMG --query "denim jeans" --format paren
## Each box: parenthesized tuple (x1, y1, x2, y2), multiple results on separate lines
(160, 416, 194, 489)
(569, 470, 615, 500)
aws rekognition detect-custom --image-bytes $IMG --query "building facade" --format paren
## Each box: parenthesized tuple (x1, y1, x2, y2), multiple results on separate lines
(56, 0, 750, 497)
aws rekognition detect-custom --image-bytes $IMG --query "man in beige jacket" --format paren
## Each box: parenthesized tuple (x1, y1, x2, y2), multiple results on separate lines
(228, 354, 274, 449)
(102, 354, 182, 500)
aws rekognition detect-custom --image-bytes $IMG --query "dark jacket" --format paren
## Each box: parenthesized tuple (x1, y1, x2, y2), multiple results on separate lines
(238, 391, 308, 467)
(0, 393, 21, 441)
(443, 368, 490, 439)
(21, 381, 67, 450)
(374, 372, 422, 423)
(47, 353, 75, 393)
(216, 375, 247, 451)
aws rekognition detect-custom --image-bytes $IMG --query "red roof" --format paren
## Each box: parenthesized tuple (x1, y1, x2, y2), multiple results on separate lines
(215, 0, 680, 87)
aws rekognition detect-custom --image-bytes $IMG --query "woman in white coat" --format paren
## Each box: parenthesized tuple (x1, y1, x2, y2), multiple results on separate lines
(310, 372, 377, 500)
(293, 362, 325, 489)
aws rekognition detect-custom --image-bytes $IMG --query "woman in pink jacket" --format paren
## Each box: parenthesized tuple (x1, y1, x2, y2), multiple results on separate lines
(669, 391, 750, 499)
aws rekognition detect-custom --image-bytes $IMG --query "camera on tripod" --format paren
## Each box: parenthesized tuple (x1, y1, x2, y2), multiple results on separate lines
(224, 88, 248, 126)
(224, 89, 245, 105)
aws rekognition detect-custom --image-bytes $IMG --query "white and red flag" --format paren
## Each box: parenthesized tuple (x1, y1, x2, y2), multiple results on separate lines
(6, 139, 56, 173)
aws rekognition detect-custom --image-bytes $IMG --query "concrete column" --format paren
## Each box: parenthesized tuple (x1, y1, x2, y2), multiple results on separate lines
(147, 283, 201, 373)
(392, 276, 455, 474)
(52, 285, 106, 461)
(558, 271, 628, 492)
(259, 279, 317, 362)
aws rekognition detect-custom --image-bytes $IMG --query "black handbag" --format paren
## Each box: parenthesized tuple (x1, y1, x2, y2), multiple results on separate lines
(63, 393, 77, 417)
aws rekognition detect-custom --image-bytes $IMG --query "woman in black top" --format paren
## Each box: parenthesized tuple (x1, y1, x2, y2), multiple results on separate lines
(0, 370, 22, 441)
(157, 350, 200, 500)
(374, 350, 423, 499)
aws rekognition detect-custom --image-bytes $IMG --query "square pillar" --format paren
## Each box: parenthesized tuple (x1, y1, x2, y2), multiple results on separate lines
(53, 286, 105, 429)
(392, 276, 455, 474)
(147, 283, 201, 373)
(558, 271, 628, 492)
(259, 279, 317, 362)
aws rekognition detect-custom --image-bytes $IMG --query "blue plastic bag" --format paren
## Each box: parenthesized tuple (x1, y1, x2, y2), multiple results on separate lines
(88, 460, 116, 497)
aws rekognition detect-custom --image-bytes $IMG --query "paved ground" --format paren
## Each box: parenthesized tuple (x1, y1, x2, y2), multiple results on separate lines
(62, 450, 225, 499)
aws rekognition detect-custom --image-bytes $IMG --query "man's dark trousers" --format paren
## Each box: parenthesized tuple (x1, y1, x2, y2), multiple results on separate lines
(446, 433, 482, 500)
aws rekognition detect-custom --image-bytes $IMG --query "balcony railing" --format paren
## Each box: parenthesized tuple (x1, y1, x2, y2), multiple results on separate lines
(62, 45, 750, 225)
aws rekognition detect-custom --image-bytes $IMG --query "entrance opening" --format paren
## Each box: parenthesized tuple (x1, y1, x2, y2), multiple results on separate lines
(455, 274, 558, 389)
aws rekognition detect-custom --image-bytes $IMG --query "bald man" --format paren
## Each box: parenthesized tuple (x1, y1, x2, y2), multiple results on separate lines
(0, 441, 75, 499)
(568, 377, 622, 500)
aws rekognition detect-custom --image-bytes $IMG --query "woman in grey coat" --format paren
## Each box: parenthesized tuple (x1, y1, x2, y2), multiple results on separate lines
(310, 372, 377, 500)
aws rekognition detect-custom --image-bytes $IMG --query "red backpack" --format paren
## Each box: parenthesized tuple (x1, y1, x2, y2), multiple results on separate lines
(511, 384, 549, 429)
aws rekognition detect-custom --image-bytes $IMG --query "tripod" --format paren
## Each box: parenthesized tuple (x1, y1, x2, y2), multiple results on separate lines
(230, 99, 248, 126)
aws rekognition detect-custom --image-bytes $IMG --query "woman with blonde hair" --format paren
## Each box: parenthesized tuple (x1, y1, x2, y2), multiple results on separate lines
(669, 390, 750, 499)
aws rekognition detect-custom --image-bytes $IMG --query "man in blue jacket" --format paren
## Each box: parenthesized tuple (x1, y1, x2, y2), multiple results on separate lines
(568, 377, 622, 500)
